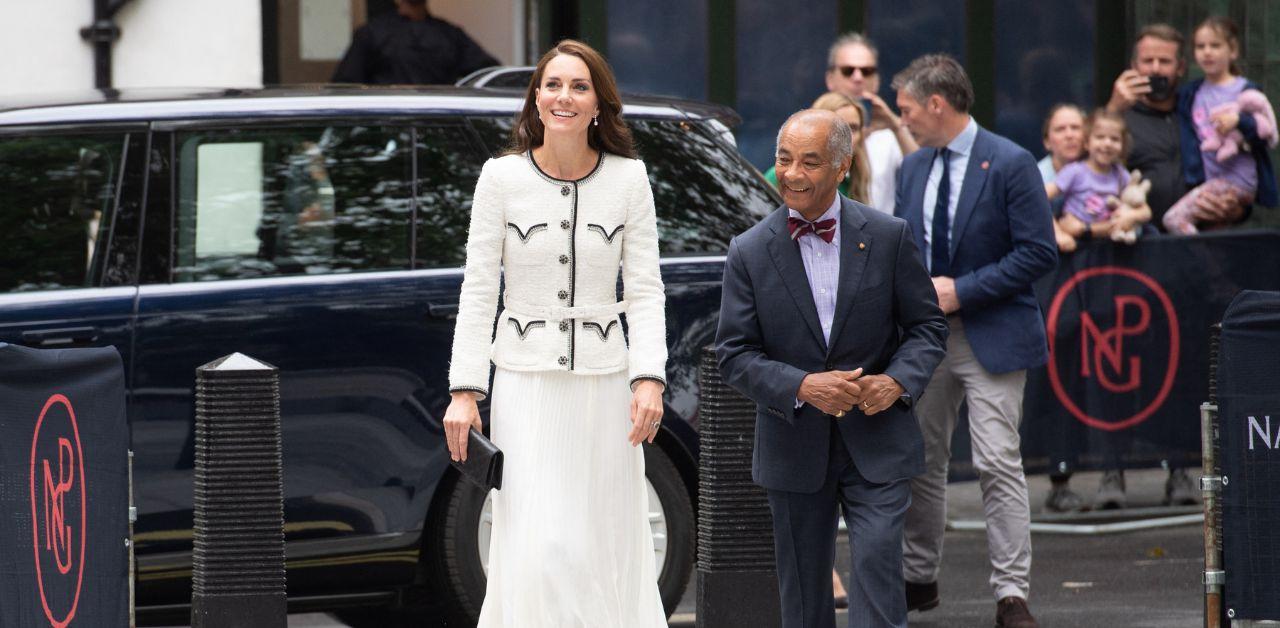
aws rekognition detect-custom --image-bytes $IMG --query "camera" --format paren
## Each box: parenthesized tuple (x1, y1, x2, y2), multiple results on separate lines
(1147, 75, 1172, 101)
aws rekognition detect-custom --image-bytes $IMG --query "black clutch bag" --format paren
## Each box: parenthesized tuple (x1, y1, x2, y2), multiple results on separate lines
(451, 428, 503, 491)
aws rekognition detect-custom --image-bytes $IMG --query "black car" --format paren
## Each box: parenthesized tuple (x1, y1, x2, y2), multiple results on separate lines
(0, 86, 777, 625)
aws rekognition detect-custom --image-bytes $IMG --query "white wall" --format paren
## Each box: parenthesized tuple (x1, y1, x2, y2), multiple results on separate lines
(0, 3, 95, 96)
(432, 0, 522, 65)
(0, 0, 262, 97)
(114, 0, 262, 89)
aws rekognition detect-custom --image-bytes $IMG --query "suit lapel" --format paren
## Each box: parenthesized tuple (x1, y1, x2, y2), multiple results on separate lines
(826, 198, 869, 354)
(765, 208, 827, 350)
(949, 128, 993, 257)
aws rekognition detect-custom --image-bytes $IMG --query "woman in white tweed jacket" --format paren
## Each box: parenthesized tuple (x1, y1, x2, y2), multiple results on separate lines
(443, 40, 669, 627)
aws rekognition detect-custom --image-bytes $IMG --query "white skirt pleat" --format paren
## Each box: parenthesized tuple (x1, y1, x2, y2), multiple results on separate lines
(477, 367, 667, 628)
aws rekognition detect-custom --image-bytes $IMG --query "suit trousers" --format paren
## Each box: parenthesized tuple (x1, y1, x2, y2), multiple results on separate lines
(902, 317, 1032, 601)
(767, 420, 912, 628)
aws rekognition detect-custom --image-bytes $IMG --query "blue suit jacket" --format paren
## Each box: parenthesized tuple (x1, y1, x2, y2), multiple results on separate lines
(715, 196, 948, 491)
(895, 126, 1058, 374)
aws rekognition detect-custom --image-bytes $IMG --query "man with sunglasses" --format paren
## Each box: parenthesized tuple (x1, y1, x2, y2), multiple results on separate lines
(826, 33, 920, 215)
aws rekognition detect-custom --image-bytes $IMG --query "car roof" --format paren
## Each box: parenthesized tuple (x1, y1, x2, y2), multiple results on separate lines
(0, 85, 741, 128)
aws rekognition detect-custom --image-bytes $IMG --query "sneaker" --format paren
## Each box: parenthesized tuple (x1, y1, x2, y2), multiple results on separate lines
(905, 580, 939, 612)
(1044, 484, 1085, 513)
(996, 596, 1040, 628)
(1094, 470, 1127, 510)
(1165, 468, 1201, 506)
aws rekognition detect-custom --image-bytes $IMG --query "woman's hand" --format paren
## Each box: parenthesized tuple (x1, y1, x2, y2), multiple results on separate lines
(628, 380, 665, 446)
(444, 391, 484, 462)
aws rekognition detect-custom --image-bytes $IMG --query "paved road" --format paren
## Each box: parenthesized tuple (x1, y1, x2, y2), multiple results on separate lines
(182, 469, 1206, 627)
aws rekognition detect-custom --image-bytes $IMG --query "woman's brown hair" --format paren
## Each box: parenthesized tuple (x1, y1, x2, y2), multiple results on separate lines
(504, 40, 637, 159)
(809, 91, 872, 204)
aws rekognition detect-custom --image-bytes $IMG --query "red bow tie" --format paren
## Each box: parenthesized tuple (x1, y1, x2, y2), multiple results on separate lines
(787, 216, 837, 243)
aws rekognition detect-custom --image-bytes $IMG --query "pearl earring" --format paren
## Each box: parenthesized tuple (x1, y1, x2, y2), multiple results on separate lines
(593, 115, 599, 126)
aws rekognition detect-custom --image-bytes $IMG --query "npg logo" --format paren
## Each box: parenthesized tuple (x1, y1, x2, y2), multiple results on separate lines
(1046, 266, 1180, 432)
(28, 394, 86, 628)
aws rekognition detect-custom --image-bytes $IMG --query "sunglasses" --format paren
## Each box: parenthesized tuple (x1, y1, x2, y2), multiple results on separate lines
(835, 65, 877, 78)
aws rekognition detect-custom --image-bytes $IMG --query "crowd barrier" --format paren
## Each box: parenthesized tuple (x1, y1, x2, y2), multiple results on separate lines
(953, 230, 1280, 477)
(0, 343, 129, 627)
(1205, 290, 1280, 626)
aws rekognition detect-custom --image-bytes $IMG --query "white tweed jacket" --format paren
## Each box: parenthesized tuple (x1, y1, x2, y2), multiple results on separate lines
(447, 151, 668, 399)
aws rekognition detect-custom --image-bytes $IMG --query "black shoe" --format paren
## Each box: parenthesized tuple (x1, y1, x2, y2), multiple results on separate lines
(906, 580, 939, 612)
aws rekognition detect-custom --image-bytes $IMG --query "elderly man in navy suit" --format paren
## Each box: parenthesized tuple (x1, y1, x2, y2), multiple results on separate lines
(890, 55, 1057, 628)
(716, 109, 948, 628)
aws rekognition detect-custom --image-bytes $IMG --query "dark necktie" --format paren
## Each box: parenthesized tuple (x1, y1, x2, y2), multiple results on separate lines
(787, 216, 837, 243)
(931, 147, 951, 277)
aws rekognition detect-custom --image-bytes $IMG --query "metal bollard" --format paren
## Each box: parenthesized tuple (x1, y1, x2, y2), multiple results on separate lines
(696, 348, 781, 628)
(191, 353, 287, 627)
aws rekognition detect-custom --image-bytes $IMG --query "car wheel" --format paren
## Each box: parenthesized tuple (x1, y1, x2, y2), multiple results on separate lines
(645, 442, 697, 616)
(423, 472, 489, 627)
(423, 443, 695, 625)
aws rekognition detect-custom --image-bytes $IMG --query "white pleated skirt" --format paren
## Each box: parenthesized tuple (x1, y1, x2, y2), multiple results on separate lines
(477, 367, 667, 628)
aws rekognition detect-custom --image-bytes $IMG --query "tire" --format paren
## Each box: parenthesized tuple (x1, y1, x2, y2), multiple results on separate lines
(423, 473, 489, 627)
(421, 443, 697, 625)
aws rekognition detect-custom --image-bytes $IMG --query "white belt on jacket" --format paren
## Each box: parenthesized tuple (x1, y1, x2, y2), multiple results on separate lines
(502, 296, 629, 321)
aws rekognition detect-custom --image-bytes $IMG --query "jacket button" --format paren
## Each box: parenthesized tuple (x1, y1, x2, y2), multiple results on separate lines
(560, 220, 571, 230)
(558, 356, 569, 365)
(561, 185, 571, 196)
(559, 321, 569, 332)
(558, 290, 569, 300)
(825, 361, 833, 369)
(559, 255, 569, 264)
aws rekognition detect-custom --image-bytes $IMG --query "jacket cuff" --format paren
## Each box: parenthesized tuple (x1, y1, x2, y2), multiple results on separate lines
(449, 385, 489, 402)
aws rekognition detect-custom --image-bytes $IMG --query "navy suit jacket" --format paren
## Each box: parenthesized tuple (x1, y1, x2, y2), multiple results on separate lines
(715, 196, 948, 492)
(894, 125, 1058, 374)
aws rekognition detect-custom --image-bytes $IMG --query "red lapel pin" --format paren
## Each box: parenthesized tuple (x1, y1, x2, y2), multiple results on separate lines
(981, 160, 990, 170)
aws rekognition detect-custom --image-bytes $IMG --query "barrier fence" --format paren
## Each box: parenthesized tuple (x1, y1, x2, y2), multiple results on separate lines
(0, 343, 129, 627)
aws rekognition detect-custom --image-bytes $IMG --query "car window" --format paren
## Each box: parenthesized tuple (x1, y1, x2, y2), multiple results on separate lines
(631, 118, 776, 254)
(469, 116, 777, 255)
(414, 123, 488, 269)
(483, 70, 534, 89)
(0, 132, 126, 292)
(173, 125, 413, 282)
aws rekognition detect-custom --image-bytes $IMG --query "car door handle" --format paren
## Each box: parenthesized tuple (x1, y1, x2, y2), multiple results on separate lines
(427, 302, 459, 320)
(22, 326, 100, 347)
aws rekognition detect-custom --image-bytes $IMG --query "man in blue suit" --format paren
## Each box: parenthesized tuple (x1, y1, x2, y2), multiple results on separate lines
(716, 109, 948, 628)
(890, 55, 1057, 628)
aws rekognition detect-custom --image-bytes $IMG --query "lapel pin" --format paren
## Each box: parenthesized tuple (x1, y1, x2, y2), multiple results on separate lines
(858, 242, 866, 250)
(981, 160, 990, 170)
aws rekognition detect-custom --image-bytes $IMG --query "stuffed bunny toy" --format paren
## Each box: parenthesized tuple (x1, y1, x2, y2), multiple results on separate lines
(1105, 169, 1152, 244)
(1200, 89, 1278, 162)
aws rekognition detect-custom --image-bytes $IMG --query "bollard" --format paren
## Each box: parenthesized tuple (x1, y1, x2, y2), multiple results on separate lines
(696, 348, 781, 628)
(191, 353, 287, 627)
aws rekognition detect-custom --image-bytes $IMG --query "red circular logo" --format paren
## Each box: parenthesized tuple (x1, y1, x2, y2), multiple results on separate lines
(28, 394, 87, 628)
(1046, 266, 1180, 432)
